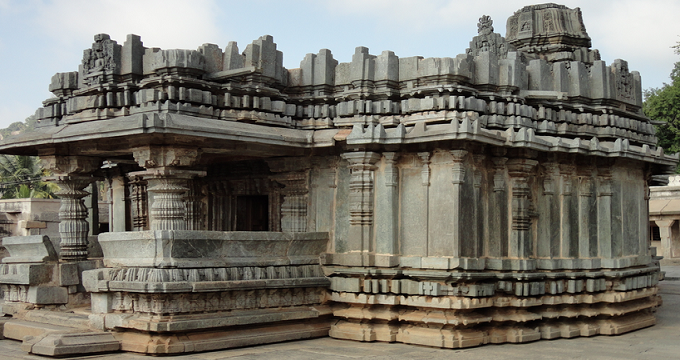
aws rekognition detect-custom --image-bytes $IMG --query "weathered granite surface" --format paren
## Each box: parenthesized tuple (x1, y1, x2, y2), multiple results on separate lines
(0, 2, 674, 357)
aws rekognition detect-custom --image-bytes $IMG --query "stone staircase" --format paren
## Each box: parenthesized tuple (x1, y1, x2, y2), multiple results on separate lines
(1, 308, 120, 357)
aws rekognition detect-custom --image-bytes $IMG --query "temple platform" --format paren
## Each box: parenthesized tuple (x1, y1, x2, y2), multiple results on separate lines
(1, 264, 679, 359)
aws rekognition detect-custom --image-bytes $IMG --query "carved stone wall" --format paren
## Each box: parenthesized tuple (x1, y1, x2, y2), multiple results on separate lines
(0, 2, 675, 356)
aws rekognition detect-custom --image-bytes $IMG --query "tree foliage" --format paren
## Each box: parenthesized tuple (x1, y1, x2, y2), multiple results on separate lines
(644, 42, 680, 154)
(0, 155, 59, 199)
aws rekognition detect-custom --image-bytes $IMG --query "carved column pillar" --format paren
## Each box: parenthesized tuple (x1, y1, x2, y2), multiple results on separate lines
(267, 158, 311, 233)
(597, 165, 614, 258)
(276, 171, 310, 232)
(507, 158, 538, 259)
(185, 178, 205, 230)
(450, 150, 468, 258)
(559, 162, 577, 258)
(41, 155, 101, 261)
(375, 152, 399, 260)
(341, 152, 382, 254)
(129, 146, 205, 231)
(489, 153, 508, 257)
(128, 175, 148, 231)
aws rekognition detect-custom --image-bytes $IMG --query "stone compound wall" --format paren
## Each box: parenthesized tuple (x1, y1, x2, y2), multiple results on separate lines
(0, 2, 675, 356)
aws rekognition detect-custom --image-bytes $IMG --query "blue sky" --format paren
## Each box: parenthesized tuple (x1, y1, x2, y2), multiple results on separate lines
(1, 0, 679, 129)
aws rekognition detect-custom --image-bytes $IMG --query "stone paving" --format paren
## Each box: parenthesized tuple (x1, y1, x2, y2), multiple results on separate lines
(0, 264, 678, 360)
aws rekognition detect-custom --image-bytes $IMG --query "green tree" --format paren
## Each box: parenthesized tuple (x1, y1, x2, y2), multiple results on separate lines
(0, 155, 59, 199)
(644, 42, 680, 154)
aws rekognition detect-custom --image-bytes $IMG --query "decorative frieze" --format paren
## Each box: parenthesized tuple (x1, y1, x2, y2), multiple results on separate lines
(109, 287, 326, 315)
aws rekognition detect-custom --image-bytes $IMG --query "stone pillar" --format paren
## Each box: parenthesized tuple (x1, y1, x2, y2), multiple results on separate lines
(110, 175, 128, 232)
(506, 158, 538, 259)
(655, 220, 675, 258)
(128, 175, 148, 231)
(375, 152, 399, 260)
(129, 146, 205, 231)
(41, 155, 101, 261)
(450, 150, 468, 258)
(341, 152, 381, 254)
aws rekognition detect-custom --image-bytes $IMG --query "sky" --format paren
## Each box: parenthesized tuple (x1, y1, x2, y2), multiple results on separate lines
(0, 0, 679, 129)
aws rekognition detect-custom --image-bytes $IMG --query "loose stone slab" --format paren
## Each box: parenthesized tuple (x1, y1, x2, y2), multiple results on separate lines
(23, 332, 120, 356)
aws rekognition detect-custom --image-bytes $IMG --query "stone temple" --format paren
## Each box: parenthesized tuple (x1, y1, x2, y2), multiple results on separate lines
(0, 3, 676, 356)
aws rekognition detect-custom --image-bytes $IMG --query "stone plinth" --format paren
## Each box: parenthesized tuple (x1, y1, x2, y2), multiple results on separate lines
(97, 230, 328, 268)
(82, 230, 331, 355)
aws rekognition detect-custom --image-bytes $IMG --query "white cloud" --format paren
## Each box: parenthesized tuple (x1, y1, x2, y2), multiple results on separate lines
(33, 0, 223, 50)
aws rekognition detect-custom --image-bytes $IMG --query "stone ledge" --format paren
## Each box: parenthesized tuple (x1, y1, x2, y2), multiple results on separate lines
(23, 332, 120, 356)
(100, 305, 332, 332)
(330, 310, 656, 348)
(323, 254, 653, 271)
(98, 230, 328, 268)
(3, 320, 82, 341)
(0, 264, 55, 285)
(113, 317, 331, 354)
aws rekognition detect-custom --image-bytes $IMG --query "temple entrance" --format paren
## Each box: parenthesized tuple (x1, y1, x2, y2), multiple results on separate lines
(236, 195, 269, 231)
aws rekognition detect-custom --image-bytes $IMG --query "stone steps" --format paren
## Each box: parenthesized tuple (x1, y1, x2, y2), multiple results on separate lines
(21, 309, 91, 329)
(3, 319, 82, 341)
(2, 311, 121, 357)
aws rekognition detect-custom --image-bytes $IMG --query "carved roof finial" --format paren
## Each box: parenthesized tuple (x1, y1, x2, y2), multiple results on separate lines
(478, 15, 494, 35)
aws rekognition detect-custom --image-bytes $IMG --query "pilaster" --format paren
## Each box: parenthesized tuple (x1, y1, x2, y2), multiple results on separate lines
(450, 150, 468, 258)
(375, 152, 399, 259)
(577, 164, 595, 258)
(471, 154, 485, 258)
(489, 153, 508, 257)
(341, 151, 382, 254)
(559, 162, 577, 258)
(507, 158, 538, 259)
(538, 162, 560, 258)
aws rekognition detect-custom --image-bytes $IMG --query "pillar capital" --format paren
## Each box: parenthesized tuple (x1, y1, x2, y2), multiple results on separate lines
(131, 145, 201, 169)
(128, 168, 206, 231)
(40, 155, 101, 176)
(341, 151, 382, 169)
